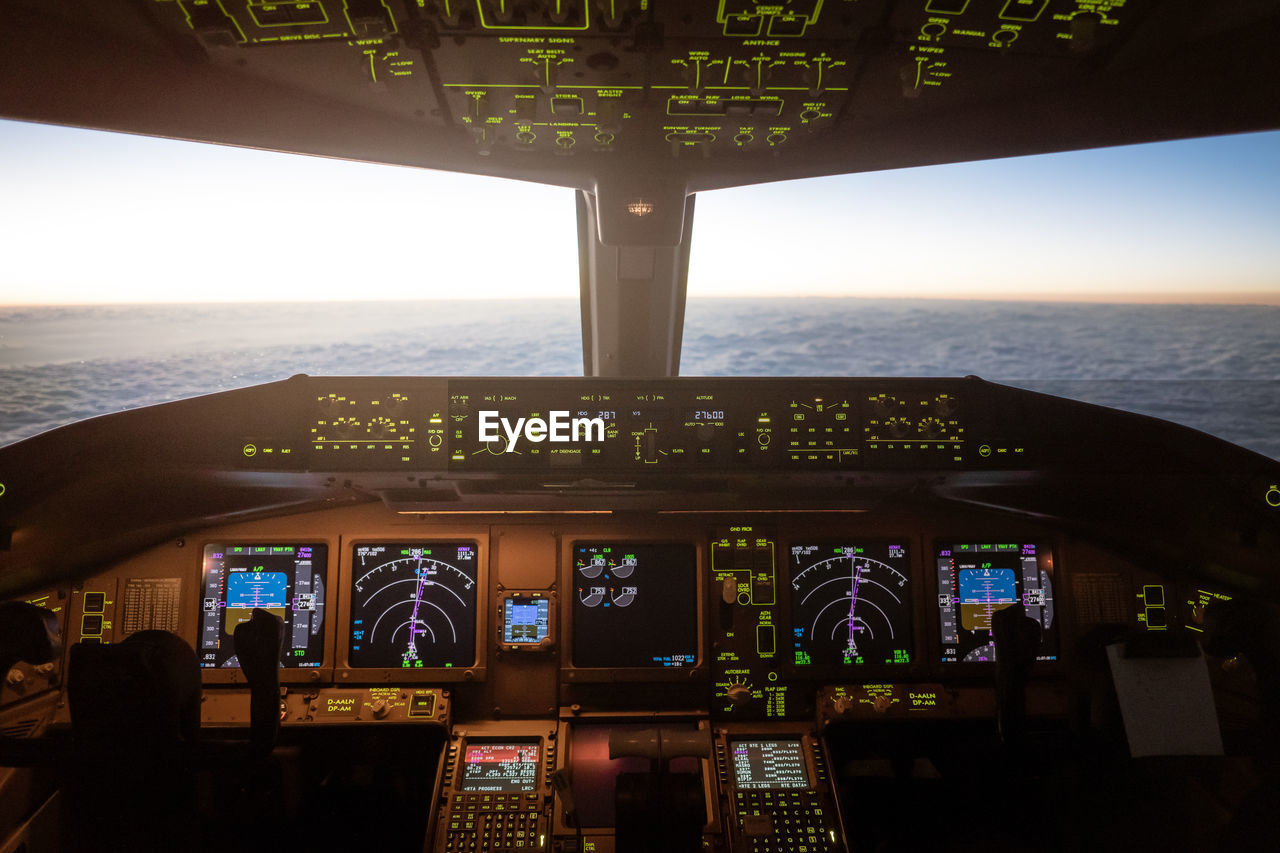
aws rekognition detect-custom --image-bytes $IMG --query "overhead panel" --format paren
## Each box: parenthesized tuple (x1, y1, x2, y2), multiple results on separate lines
(124, 0, 1172, 177)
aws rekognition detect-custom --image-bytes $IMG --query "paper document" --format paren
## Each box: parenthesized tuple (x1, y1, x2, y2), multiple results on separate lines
(1106, 642, 1224, 758)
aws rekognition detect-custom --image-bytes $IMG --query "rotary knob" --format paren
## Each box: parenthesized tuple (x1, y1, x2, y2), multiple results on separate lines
(726, 683, 753, 708)
(918, 418, 944, 439)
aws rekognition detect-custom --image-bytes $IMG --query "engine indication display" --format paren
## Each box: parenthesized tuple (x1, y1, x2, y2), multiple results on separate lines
(199, 544, 327, 669)
(789, 543, 912, 666)
(348, 542, 478, 669)
(937, 542, 1057, 663)
(571, 543, 698, 668)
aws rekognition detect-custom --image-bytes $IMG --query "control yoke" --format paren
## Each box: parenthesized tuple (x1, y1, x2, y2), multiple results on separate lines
(233, 607, 285, 762)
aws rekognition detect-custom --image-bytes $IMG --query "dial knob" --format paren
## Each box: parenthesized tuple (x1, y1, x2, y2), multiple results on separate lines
(331, 417, 360, 439)
(726, 683, 753, 707)
(368, 417, 396, 439)
(872, 394, 900, 417)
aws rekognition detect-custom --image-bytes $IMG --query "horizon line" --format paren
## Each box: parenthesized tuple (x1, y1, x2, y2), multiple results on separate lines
(3, 291, 1279, 309)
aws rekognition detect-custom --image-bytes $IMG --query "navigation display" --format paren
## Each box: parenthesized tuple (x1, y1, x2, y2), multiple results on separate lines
(460, 742, 540, 792)
(789, 542, 912, 666)
(199, 544, 327, 669)
(571, 543, 698, 668)
(502, 595, 550, 644)
(348, 542, 478, 669)
(730, 740, 811, 790)
(936, 542, 1057, 663)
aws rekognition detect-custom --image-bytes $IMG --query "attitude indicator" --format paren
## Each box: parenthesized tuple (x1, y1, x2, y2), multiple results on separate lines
(789, 543, 912, 666)
(936, 542, 1057, 664)
(200, 543, 327, 669)
(348, 542, 478, 669)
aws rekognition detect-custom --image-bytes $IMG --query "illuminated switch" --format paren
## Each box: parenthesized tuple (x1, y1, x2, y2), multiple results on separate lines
(767, 15, 806, 37)
(551, 95, 584, 117)
(84, 592, 106, 613)
(925, 0, 969, 13)
(251, 5, 293, 25)
(409, 694, 436, 717)
(998, 0, 1048, 21)
(723, 15, 762, 37)
(514, 97, 537, 120)
(345, 0, 395, 37)
(756, 624, 776, 656)
(752, 575, 775, 607)
(596, 100, 623, 133)
(186, 0, 242, 46)
(81, 614, 103, 636)
(1070, 12, 1101, 52)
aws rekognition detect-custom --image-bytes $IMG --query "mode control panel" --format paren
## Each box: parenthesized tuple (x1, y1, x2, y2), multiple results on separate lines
(274, 377, 991, 473)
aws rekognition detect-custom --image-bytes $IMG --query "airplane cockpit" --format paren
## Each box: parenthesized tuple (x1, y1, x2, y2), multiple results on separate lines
(2, 2, 1280, 852)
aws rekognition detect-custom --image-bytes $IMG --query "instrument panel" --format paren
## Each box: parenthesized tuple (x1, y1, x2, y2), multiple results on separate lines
(281, 376, 996, 473)
(198, 543, 328, 670)
(29, 499, 1179, 728)
(2, 484, 1253, 853)
(347, 542, 480, 670)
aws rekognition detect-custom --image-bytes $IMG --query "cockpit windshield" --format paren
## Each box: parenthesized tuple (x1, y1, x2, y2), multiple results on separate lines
(2, 120, 1277, 459)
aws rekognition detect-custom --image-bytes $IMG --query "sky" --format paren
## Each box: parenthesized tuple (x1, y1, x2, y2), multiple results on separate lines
(1, 118, 1278, 305)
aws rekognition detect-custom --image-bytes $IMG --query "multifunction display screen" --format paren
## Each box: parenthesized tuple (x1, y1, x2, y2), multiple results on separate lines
(460, 742, 540, 792)
(730, 740, 811, 790)
(571, 543, 698, 668)
(936, 542, 1058, 663)
(789, 542, 912, 666)
(199, 544, 327, 669)
(502, 595, 550, 644)
(348, 542, 478, 669)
